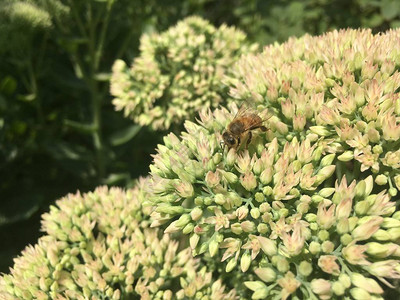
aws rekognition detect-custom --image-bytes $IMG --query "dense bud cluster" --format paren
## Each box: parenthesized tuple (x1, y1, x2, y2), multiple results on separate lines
(111, 16, 257, 130)
(0, 182, 236, 299)
(149, 28, 400, 299)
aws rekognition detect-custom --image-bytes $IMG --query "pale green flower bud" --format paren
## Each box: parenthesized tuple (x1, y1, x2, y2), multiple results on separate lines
(354, 200, 370, 215)
(182, 223, 194, 234)
(337, 218, 349, 234)
(321, 154, 335, 167)
(254, 267, 276, 282)
(382, 217, 400, 229)
(350, 287, 371, 300)
(332, 281, 345, 296)
(175, 214, 191, 228)
(226, 148, 236, 166)
(241, 221, 256, 233)
(310, 279, 331, 296)
(257, 223, 269, 234)
(318, 230, 329, 241)
(388, 227, 400, 240)
(366, 242, 399, 258)
(260, 168, 273, 185)
(191, 207, 203, 221)
(225, 258, 237, 273)
(250, 208, 261, 219)
(298, 261, 312, 277)
(190, 234, 200, 249)
(321, 241, 335, 253)
(262, 186, 273, 196)
(257, 236, 277, 256)
(240, 252, 252, 272)
(310, 126, 331, 136)
(318, 188, 335, 198)
(338, 151, 354, 161)
(209, 240, 219, 257)
(375, 174, 388, 185)
(231, 223, 243, 235)
(309, 242, 321, 255)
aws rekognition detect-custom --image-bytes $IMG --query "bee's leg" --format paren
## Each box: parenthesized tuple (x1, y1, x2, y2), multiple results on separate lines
(260, 126, 267, 132)
(245, 132, 252, 149)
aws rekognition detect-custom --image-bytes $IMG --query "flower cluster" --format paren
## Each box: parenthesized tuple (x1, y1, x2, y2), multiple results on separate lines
(0, 181, 236, 299)
(149, 28, 400, 299)
(111, 16, 257, 131)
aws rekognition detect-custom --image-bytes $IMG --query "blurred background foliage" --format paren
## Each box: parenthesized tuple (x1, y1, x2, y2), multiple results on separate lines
(0, 0, 399, 272)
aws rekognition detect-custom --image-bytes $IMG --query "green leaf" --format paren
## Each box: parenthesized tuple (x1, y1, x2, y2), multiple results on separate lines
(381, 0, 399, 20)
(109, 124, 141, 146)
(102, 172, 130, 185)
(0, 76, 17, 95)
(64, 119, 96, 134)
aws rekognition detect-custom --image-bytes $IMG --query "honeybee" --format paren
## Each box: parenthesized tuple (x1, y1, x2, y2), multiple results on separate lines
(222, 103, 268, 150)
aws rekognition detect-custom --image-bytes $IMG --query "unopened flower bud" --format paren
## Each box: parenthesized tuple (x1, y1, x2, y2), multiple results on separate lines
(332, 281, 345, 296)
(366, 242, 399, 258)
(257, 223, 269, 234)
(350, 287, 371, 300)
(310, 126, 330, 136)
(257, 236, 277, 256)
(321, 154, 335, 167)
(299, 261, 312, 277)
(352, 216, 383, 240)
(338, 151, 354, 161)
(231, 223, 243, 235)
(182, 223, 194, 234)
(321, 241, 335, 253)
(241, 220, 256, 232)
(354, 200, 370, 215)
(336, 218, 349, 234)
(375, 174, 388, 185)
(225, 258, 237, 273)
(309, 241, 321, 255)
(240, 172, 257, 191)
(260, 168, 273, 185)
(311, 279, 331, 296)
(319, 188, 335, 198)
(318, 230, 329, 241)
(190, 207, 203, 221)
(254, 267, 276, 282)
(250, 208, 261, 219)
(190, 233, 200, 249)
(240, 252, 252, 272)
(351, 273, 383, 294)
(209, 240, 219, 257)
(382, 217, 400, 229)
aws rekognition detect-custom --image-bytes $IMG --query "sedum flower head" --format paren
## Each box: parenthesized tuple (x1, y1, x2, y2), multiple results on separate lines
(0, 181, 236, 299)
(150, 28, 400, 299)
(111, 16, 257, 130)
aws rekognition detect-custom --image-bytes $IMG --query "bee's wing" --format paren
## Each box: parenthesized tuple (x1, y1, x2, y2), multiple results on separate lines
(233, 101, 271, 132)
(232, 101, 256, 120)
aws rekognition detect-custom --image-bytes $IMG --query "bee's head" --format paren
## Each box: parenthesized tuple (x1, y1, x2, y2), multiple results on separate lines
(222, 131, 238, 149)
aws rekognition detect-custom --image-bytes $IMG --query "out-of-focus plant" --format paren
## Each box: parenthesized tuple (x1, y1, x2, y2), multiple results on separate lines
(111, 16, 257, 131)
(0, 182, 237, 299)
(148, 28, 400, 299)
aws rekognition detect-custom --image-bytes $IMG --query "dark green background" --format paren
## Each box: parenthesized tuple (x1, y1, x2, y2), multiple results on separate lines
(1, 0, 399, 273)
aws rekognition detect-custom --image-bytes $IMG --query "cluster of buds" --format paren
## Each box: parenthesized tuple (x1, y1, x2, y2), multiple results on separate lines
(0, 184, 236, 299)
(111, 16, 257, 130)
(149, 26, 400, 298)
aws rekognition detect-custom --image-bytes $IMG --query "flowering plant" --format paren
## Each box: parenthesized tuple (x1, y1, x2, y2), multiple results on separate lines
(111, 16, 257, 131)
(149, 28, 400, 299)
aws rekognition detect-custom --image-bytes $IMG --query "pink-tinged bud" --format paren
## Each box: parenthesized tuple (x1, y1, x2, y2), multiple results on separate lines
(281, 99, 294, 119)
(205, 171, 220, 187)
(256, 236, 277, 256)
(241, 221, 256, 233)
(342, 243, 370, 265)
(260, 167, 273, 185)
(190, 207, 203, 221)
(236, 206, 249, 221)
(352, 216, 383, 241)
(281, 224, 305, 256)
(364, 260, 400, 279)
(240, 172, 257, 191)
(277, 271, 300, 300)
(351, 273, 383, 294)
(225, 148, 237, 167)
(310, 125, 330, 136)
(254, 267, 276, 282)
(164, 220, 181, 234)
(335, 198, 352, 219)
(189, 233, 200, 249)
(317, 202, 336, 229)
(293, 114, 306, 131)
(175, 181, 194, 198)
(219, 170, 238, 184)
(321, 241, 335, 253)
(318, 255, 340, 275)
(310, 279, 331, 297)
